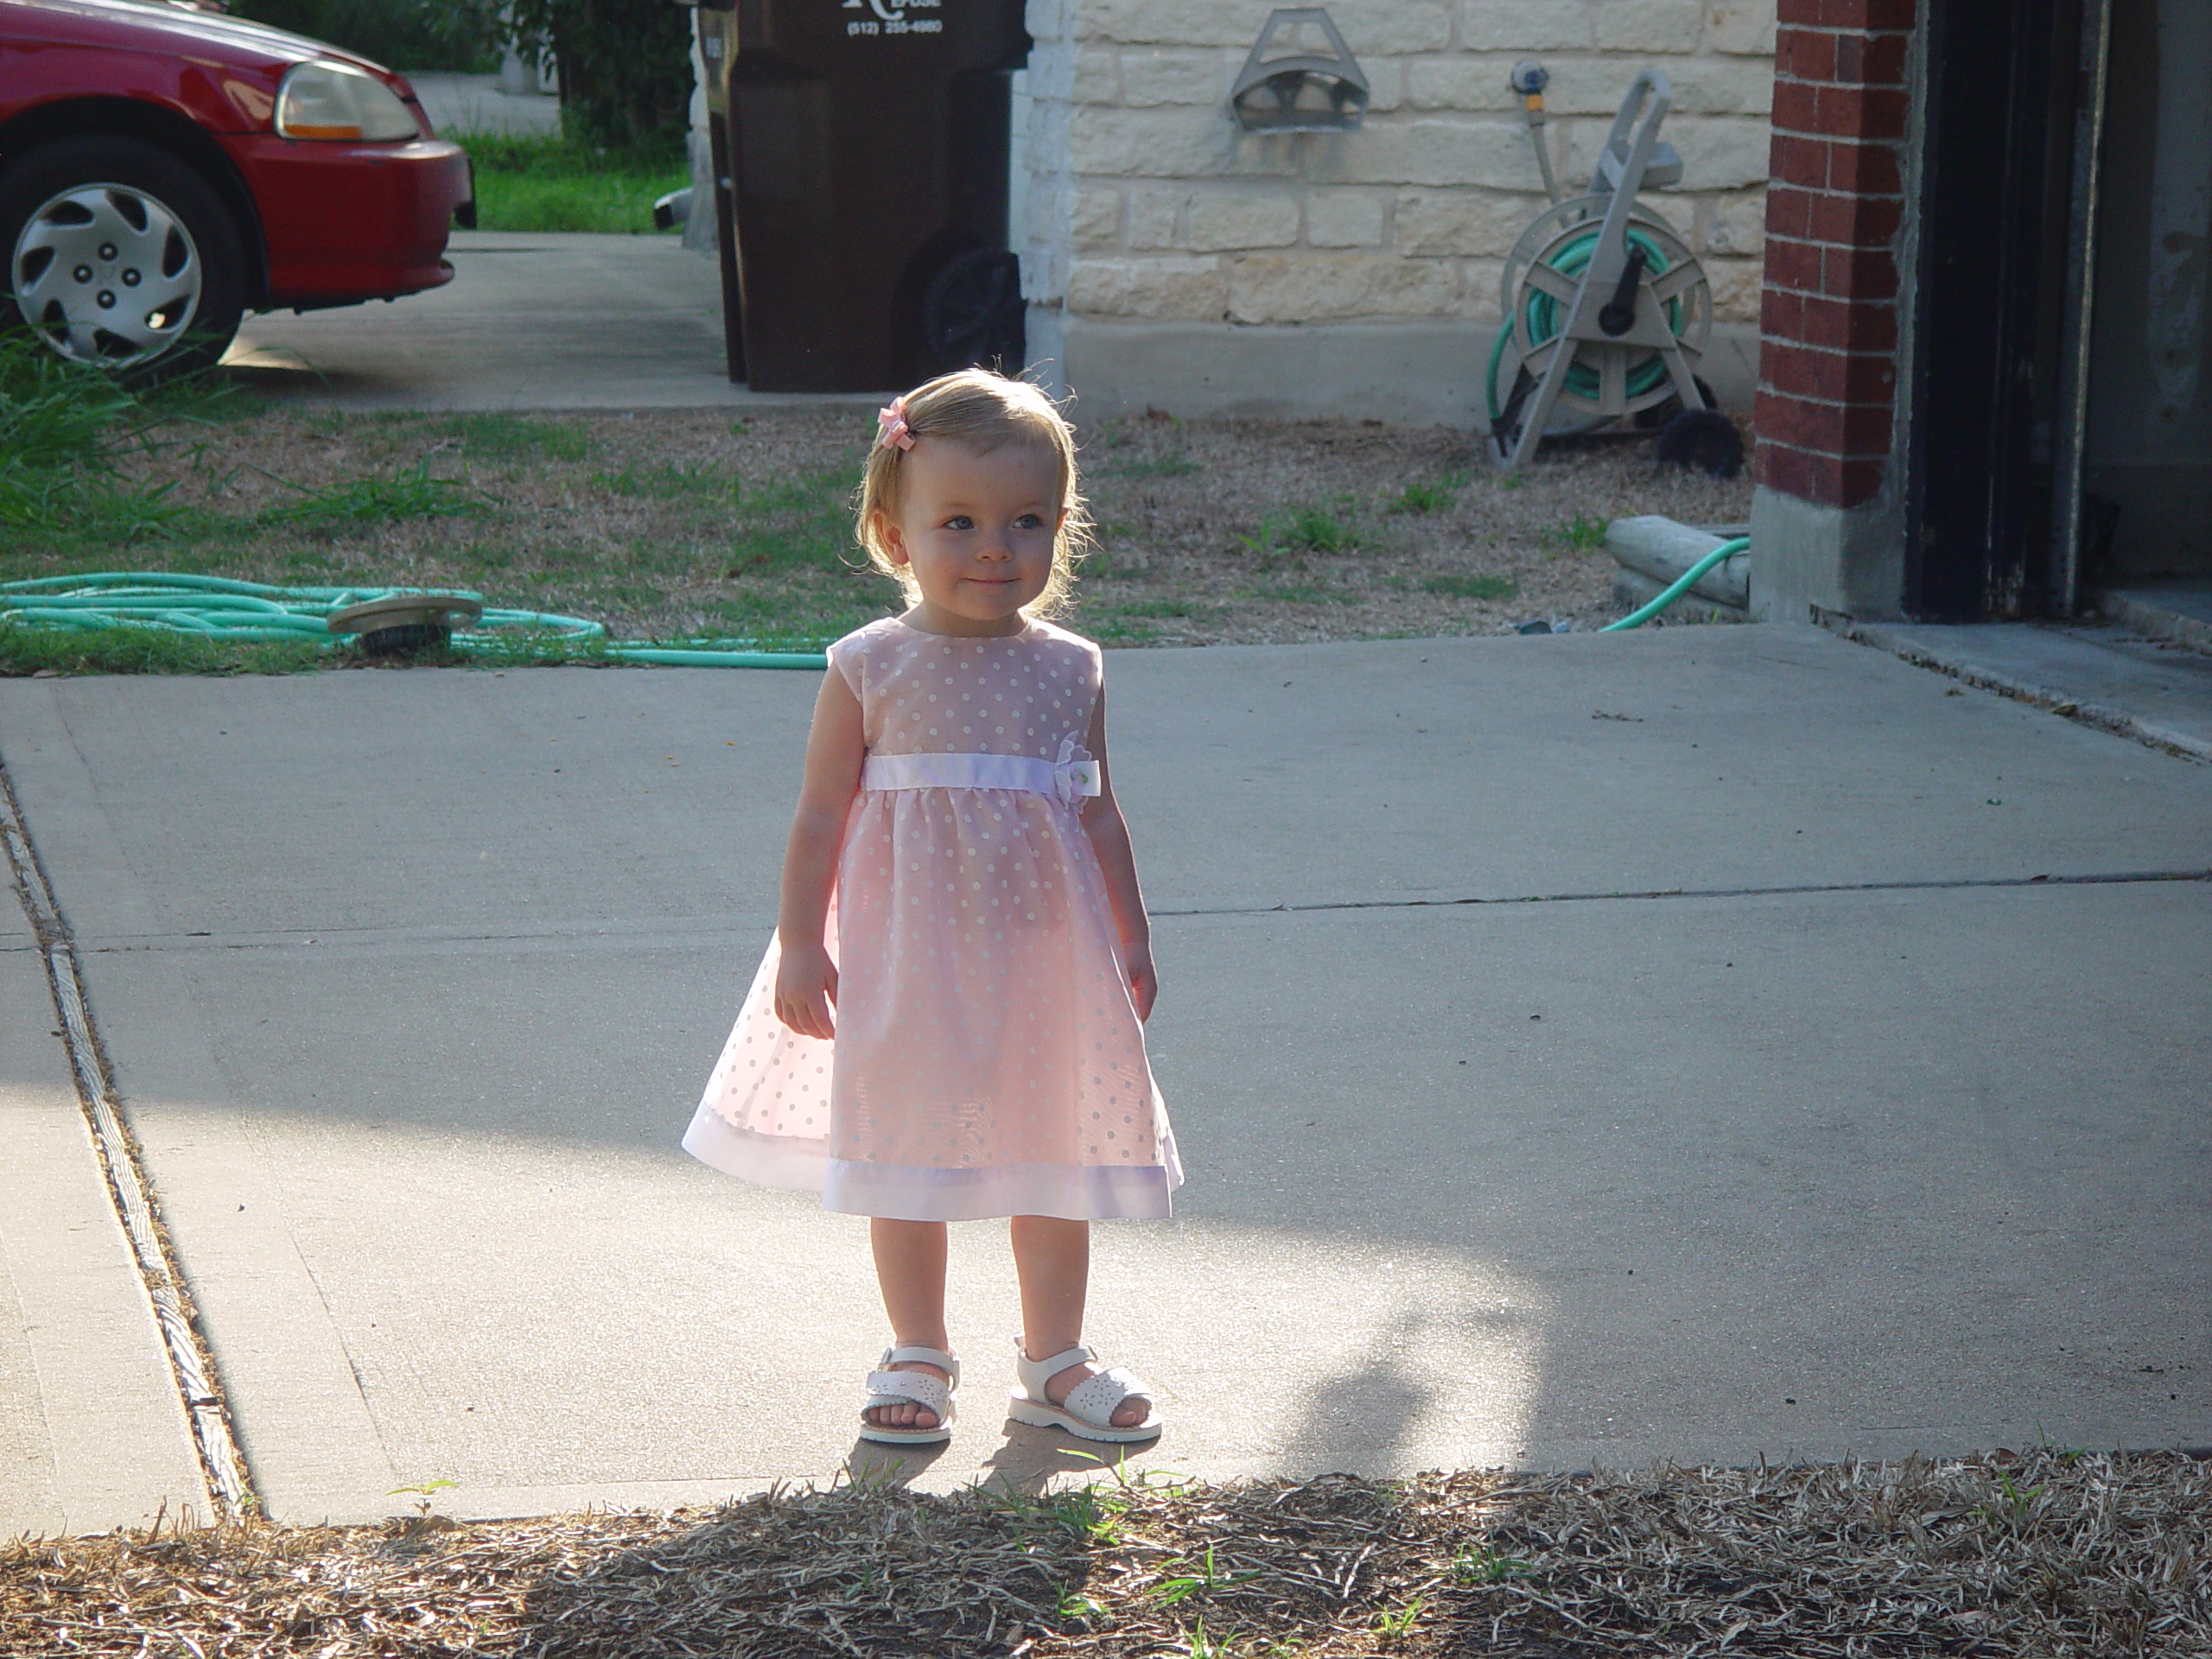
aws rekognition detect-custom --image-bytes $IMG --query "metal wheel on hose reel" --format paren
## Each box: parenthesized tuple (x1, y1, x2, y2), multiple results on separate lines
(0, 135, 248, 384)
(1486, 194, 1713, 440)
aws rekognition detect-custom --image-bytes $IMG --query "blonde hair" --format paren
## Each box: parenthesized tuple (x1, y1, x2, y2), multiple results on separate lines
(856, 369, 1092, 619)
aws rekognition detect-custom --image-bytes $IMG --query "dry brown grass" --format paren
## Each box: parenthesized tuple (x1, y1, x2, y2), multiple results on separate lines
(7, 1450, 2205, 1657)
(21, 404, 1751, 652)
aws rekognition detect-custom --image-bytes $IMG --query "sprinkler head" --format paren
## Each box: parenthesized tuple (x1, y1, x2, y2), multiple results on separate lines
(327, 594, 485, 656)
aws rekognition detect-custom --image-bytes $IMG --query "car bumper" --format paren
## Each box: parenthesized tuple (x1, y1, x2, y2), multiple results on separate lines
(219, 135, 471, 306)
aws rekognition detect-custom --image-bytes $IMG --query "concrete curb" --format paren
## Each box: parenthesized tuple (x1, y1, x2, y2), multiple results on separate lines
(1817, 610, 2212, 765)
(0, 762, 253, 1521)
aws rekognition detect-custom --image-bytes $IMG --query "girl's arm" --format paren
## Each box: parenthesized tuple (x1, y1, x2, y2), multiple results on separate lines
(1080, 687, 1157, 1021)
(773, 667, 867, 1039)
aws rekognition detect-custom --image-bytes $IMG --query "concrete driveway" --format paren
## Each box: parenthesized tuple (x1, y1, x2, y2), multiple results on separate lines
(3, 625, 2206, 1534)
(220, 232, 884, 413)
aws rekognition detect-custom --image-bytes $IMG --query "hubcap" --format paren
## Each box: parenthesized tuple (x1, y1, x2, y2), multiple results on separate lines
(11, 182, 202, 367)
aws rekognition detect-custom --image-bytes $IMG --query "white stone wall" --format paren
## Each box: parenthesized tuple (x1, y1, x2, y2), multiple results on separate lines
(1021, 0, 1776, 343)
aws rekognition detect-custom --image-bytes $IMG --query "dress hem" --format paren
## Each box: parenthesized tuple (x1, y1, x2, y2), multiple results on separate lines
(681, 1103, 1177, 1222)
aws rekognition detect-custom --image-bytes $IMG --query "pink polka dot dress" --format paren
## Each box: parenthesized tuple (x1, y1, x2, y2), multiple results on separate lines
(682, 614, 1183, 1221)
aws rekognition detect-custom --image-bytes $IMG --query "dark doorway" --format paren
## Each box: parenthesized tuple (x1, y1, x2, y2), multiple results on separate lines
(1905, 0, 2083, 620)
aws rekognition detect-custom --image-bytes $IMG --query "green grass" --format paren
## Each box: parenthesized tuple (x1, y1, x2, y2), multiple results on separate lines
(456, 131, 689, 234)
(420, 412, 594, 464)
(257, 462, 495, 532)
(1420, 573, 1517, 601)
(0, 619, 327, 677)
(1094, 453, 1199, 480)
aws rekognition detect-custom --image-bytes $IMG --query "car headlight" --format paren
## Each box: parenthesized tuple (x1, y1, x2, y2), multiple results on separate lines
(276, 61, 419, 142)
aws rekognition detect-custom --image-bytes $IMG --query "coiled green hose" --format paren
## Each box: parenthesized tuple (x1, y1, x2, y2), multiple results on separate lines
(1486, 225, 1685, 425)
(0, 573, 829, 668)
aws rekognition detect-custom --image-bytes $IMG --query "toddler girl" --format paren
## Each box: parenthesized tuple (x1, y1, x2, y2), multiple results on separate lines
(683, 368, 1179, 1445)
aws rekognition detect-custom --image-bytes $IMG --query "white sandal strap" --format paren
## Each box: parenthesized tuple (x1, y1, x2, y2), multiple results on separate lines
(1014, 1342, 1094, 1393)
(880, 1344, 960, 1389)
(863, 1370, 954, 1416)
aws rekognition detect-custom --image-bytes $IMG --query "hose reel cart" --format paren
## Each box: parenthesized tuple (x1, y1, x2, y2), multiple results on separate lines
(1486, 65, 1744, 477)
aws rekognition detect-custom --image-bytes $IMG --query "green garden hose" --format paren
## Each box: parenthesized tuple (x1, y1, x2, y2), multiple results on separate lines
(1486, 226, 1684, 426)
(0, 573, 829, 667)
(1599, 536, 1748, 632)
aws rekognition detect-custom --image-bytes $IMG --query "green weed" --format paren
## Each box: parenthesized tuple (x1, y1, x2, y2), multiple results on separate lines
(1388, 474, 1468, 515)
(1420, 573, 1516, 601)
(1284, 504, 1356, 554)
(1150, 1541, 1260, 1606)
(1371, 1595, 1425, 1637)
(1449, 1541, 1534, 1584)
(1549, 513, 1609, 552)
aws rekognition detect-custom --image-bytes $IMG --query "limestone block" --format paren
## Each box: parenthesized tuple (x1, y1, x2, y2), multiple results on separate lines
(1071, 106, 1286, 179)
(1663, 54, 1776, 116)
(1073, 186, 1124, 251)
(1706, 188, 1767, 257)
(1660, 115, 1772, 190)
(1459, 0, 1593, 52)
(1313, 118, 1533, 188)
(1359, 58, 1406, 112)
(1395, 189, 1541, 256)
(1081, 0, 1255, 47)
(1127, 190, 1184, 250)
(1073, 45, 1122, 104)
(1310, 0, 1452, 53)
(1460, 257, 1508, 321)
(1188, 192, 1301, 251)
(1593, 0, 1705, 51)
(1120, 48, 1228, 107)
(1069, 256, 1229, 320)
(1407, 57, 1519, 113)
(1706, 252, 1762, 321)
(1705, 0, 1777, 55)
(1227, 253, 1463, 322)
(1306, 190, 1389, 247)
(1025, 0, 1074, 43)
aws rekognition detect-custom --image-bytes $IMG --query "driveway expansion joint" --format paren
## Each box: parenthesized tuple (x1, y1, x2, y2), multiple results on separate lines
(0, 756, 257, 1523)
(1153, 866, 2212, 919)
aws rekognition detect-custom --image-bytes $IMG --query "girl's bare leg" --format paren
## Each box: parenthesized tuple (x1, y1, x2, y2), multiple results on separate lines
(868, 1218, 950, 1430)
(1009, 1215, 1151, 1427)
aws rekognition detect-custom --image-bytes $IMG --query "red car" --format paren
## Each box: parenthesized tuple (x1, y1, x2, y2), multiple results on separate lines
(0, 0, 471, 378)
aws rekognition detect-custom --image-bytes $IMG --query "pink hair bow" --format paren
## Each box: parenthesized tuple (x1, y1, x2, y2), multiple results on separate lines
(875, 397, 916, 452)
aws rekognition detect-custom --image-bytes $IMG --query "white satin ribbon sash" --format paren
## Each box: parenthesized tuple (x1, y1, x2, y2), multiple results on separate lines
(861, 739, 1101, 808)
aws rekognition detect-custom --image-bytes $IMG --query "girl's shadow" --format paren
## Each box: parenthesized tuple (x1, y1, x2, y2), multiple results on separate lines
(840, 1433, 950, 1488)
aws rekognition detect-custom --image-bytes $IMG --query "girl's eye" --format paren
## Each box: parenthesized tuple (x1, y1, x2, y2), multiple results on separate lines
(1013, 512, 1044, 529)
(944, 514, 973, 531)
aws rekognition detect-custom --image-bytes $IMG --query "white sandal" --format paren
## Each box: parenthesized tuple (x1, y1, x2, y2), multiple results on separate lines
(1008, 1341, 1162, 1442)
(859, 1344, 959, 1445)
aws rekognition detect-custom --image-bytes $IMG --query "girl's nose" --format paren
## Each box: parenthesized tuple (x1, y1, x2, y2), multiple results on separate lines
(976, 536, 1012, 561)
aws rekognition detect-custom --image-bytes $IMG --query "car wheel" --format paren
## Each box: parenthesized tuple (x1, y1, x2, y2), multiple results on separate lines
(0, 135, 249, 384)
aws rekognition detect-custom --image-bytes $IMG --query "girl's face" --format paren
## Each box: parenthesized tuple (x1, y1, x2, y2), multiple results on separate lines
(874, 436, 1065, 636)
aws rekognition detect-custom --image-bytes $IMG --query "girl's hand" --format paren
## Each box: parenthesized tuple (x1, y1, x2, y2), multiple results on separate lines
(1123, 941, 1158, 1022)
(775, 941, 839, 1039)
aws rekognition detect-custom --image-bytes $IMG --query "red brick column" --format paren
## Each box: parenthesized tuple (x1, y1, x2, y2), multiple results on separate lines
(1754, 0, 1917, 510)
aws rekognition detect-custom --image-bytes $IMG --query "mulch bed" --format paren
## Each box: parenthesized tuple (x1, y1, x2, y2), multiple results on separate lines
(7, 1450, 2205, 1656)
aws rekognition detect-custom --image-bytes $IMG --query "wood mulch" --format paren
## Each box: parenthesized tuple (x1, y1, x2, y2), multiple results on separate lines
(5, 1449, 2205, 1656)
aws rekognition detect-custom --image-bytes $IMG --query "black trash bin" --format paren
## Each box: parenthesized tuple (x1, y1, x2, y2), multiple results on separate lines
(708, 0, 1029, 392)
